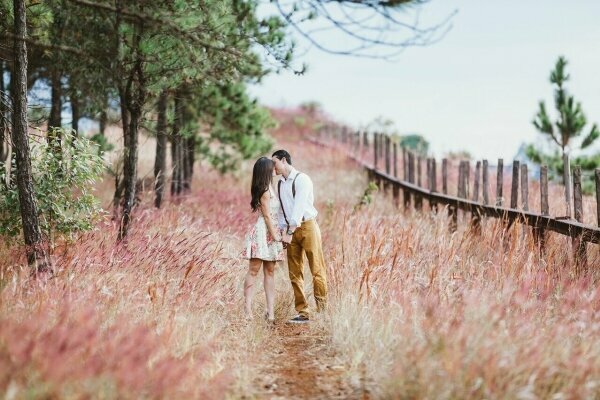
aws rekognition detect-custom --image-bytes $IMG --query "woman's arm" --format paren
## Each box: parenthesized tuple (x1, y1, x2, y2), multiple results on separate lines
(260, 190, 282, 242)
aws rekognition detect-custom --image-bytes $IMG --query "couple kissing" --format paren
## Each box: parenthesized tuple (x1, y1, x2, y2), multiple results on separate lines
(242, 149, 327, 324)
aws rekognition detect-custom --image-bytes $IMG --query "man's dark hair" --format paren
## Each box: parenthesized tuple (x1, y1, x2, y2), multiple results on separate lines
(272, 149, 292, 165)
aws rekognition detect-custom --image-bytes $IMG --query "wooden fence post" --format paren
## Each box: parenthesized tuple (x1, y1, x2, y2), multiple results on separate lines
(431, 158, 438, 213)
(408, 152, 415, 185)
(520, 163, 529, 240)
(402, 148, 407, 181)
(417, 156, 422, 187)
(415, 156, 423, 210)
(573, 166, 587, 272)
(393, 142, 398, 178)
(563, 153, 572, 219)
(496, 159, 504, 206)
(426, 158, 431, 191)
(385, 136, 390, 175)
(379, 132, 385, 166)
(471, 161, 482, 234)
(374, 133, 378, 170)
(442, 159, 448, 195)
(520, 164, 528, 211)
(403, 148, 410, 209)
(540, 166, 549, 215)
(535, 165, 549, 256)
(379, 134, 386, 190)
(392, 142, 399, 207)
(371, 133, 379, 185)
(382, 136, 390, 193)
(473, 161, 481, 202)
(503, 160, 520, 247)
(482, 160, 489, 205)
(596, 169, 600, 227)
(510, 160, 520, 209)
(465, 161, 471, 200)
(446, 159, 457, 232)
(458, 161, 466, 198)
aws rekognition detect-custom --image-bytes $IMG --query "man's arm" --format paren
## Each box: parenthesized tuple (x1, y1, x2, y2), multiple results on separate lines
(289, 174, 312, 230)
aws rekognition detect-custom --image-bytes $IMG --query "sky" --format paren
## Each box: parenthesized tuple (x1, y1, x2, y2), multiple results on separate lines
(249, 0, 600, 161)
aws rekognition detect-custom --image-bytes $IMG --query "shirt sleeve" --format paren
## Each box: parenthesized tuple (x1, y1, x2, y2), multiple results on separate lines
(290, 174, 312, 229)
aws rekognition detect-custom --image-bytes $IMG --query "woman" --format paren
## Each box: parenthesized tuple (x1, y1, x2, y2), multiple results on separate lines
(243, 157, 284, 322)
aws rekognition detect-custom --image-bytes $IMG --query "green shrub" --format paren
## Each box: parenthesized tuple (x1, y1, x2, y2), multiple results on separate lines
(354, 181, 379, 212)
(89, 133, 115, 155)
(0, 128, 105, 245)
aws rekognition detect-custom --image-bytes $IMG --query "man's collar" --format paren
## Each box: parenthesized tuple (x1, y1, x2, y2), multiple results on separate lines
(282, 167, 298, 181)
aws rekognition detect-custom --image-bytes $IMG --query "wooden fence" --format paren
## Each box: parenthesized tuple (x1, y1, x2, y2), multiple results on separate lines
(314, 127, 600, 271)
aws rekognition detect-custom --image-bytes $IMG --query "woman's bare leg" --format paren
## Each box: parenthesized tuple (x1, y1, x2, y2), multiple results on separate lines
(244, 259, 263, 316)
(263, 261, 276, 320)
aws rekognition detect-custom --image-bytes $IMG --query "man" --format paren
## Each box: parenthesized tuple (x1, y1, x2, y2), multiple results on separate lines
(272, 149, 327, 324)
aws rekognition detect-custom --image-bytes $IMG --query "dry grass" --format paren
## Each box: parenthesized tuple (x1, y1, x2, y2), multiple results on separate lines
(0, 125, 294, 399)
(308, 134, 600, 399)
(0, 182, 278, 398)
(1, 109, 599, 399)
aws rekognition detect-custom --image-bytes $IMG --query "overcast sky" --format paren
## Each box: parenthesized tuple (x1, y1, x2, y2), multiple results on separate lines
(250, 0, 600, 161)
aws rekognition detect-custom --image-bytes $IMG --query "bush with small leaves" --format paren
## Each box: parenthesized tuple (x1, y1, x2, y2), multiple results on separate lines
(0, 128, 105, 245)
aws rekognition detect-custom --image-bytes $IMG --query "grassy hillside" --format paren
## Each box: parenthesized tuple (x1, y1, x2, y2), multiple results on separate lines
(1, 108, 599, 399)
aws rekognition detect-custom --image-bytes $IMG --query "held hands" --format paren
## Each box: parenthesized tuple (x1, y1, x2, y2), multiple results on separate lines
(278, 229, 293, 249)
(282, 232, 292, 244)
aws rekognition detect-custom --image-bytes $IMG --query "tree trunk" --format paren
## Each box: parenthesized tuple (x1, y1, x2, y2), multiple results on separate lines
(12, 0, 51, 273)
(154, 89, 168, 208)
(70, 87, 79, 136)
(48, 68, 62, 130)
(184, 136, 195, 191)
(188, 136, 195, 181)
(120, 101, 130, 144)
(182, 140, 190, 192)
(118, 97, 140, 241)
(117, 16, 146, 241)
(99, 96, 108, 136)
(179, 89, 194, 192)
(47, 67, 62, 156)
(171, 92, 183, 196)
(0, 60, 8, 165)
(170, 132, 177, 195)
(110, 93, 130, 222)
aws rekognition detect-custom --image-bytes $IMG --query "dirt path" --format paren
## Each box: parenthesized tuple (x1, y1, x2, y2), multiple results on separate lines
(249, 322, 368, 400)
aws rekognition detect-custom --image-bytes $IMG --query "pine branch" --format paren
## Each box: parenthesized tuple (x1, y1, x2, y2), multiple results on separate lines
(581, 124, 599, 149)
(0, 31, 84, 55)
(66, 0, 243, 57)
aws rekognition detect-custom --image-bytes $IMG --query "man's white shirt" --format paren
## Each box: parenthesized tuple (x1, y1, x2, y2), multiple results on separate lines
(277, 167, 318, 231)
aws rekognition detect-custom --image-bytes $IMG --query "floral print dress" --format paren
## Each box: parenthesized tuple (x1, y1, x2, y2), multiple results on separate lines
(243, 186, 284, 261)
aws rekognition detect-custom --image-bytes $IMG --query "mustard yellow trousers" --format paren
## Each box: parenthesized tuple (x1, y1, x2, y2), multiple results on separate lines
(287, 219, 327, 317)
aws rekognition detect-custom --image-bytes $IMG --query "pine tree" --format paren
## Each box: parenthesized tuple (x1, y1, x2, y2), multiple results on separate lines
(527, 56, 600, 188)
(532, 56, 599, 157)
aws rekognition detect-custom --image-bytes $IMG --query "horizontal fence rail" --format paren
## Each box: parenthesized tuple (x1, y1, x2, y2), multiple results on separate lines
(310, 128, 600, 270)
(369, 168, 600, 244)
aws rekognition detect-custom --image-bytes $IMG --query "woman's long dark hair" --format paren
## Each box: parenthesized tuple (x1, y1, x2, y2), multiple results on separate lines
(250, 157, 274, 212)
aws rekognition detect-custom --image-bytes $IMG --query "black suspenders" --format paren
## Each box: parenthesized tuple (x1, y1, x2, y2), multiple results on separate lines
(277, 172, 302, 230)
